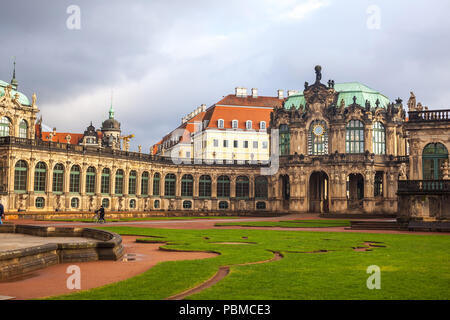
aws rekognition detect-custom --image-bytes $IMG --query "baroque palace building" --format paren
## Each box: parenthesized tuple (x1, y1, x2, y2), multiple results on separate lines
(0, 65, 449, 219)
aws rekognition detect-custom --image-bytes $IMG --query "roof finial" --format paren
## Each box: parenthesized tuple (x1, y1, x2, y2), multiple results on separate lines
(314, 65, 322, 84)
(109, 90, 114, 119)
(11, 57, 18, 90)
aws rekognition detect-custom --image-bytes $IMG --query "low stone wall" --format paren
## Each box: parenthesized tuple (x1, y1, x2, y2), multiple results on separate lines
(4, 210, 281, 221)
(0, 225, 124, 281)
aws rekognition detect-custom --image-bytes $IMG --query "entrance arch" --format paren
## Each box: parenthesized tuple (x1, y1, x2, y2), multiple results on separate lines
(309, 171, 329, 213)
(347, 173, 364, 210)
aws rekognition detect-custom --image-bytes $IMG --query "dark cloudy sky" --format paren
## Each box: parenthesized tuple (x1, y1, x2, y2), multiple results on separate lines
(1, 0, 449, 151)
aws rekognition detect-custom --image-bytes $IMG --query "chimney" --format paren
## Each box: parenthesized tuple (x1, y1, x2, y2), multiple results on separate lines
(200, 104, 207, 112)
(251, 88, 258, 98)
(277, 90, 284, 99)
(235, 87, 248, 97)
(287, 90, 299, 97)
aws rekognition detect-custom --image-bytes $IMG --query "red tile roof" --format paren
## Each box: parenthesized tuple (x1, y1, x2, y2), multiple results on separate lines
(204, 106, 272, 130)
(216, 94, 284, 108)
(41, 132, 84, 144)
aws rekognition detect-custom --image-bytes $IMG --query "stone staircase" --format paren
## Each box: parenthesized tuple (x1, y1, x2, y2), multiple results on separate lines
(350, 220, 407, 231)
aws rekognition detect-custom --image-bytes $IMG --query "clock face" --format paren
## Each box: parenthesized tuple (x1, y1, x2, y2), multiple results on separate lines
(313, 124, 325, 136)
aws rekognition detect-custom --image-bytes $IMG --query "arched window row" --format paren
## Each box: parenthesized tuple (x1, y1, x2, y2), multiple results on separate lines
(13, 162, 269, 199)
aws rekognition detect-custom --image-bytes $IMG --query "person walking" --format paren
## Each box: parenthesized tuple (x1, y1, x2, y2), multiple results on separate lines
(0, 200, 4, 225)
(97, 205, 106, 223)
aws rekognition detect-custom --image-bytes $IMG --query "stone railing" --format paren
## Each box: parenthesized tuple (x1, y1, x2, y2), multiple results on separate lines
(0, 136, 269, 167)
(408, 109, 450, 122)
(397, 180, 450, 194)
(282, 152, 408, 164)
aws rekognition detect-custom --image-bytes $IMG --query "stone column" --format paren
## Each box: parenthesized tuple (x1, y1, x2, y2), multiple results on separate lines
(95, 165, 103, 195)
(365, 123, 373, 153)
(64, 161, 71, 194)
(136, 170, 142, 197)
(110, 167, 116, 195)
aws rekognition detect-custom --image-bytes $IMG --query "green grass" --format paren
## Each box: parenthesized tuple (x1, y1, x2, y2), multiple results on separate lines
(47, 227, 450, 300)
(215, 219, 351, 228)
(38, 216, 240, 223)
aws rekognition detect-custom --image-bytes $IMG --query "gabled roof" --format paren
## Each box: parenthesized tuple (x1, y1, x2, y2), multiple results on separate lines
(204, 105, 272, 130)
(216, 94, 283, 108)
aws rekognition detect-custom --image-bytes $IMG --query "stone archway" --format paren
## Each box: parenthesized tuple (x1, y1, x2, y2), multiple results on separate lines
(347, 173, 364, 210)
(309, 171, 329, 213)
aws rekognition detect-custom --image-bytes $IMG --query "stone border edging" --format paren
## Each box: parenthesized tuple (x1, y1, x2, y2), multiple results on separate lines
(0, 224, 124, 281)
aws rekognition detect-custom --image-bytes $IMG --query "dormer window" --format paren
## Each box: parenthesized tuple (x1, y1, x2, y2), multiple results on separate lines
(232, 120, 238, 129)
(218, 119, 224, 129)
(246, 120, 252, 130)
(260, 121, 266, 130)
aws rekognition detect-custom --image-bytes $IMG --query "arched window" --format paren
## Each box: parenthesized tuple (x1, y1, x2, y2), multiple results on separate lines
(255, 176, 268, 199)
(422, 143, 449, 180)
(86, 167, 96, 194)
(199, 175, 211, 198)
(128, 170, 137, 195)
(373, 122, 386, 155)
(71, 197, 80, 208)
(19, 120, 28, 138)
(115, 169, 124, 195)
(34, 162, 47, 193)
(153, 172, 160, 196)
(181, 174, 193, 197)
(308, 120, 328, 155)
(219, 201, 229, 209)
(52, 164, 64, 194)
(0, 117, 11, 137)
(101, 168, 110, 194)
(236, 176, 249, 199)
(374, 171, 384, 197)
(35, 197, 45, 209)
(183, 200, 192, 209)
(279, 124, 290, 155)
(346, 120, 364, 154)
(154, 199, 160, 209)
(69, 165, 81, 193)
(256, 201, 266, 210)
(217, 175, 230, 198)
(246, 120, 252, 130)
(232, 120, 238, 129)
(14, 160, 28, 193)
(141, 172, 149, 196)
(130, 199, 136, 209)
(102, 198, 110, 208)
(165, 173, 176, 197)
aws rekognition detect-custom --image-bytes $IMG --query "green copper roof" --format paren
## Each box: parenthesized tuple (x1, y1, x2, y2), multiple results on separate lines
(0, 80, 31, 106)
(284, 82, 390, 110)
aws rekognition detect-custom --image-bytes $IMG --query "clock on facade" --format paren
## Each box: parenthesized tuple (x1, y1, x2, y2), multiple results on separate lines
(313, 124, 325, 137)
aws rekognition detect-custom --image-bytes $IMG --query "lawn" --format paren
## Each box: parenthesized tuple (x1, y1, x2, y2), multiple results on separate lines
(215, 219, 351, 228)
(48, 227, 450, 300)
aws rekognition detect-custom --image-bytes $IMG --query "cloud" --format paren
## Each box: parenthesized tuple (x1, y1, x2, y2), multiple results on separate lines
(1, 0, 450, 153)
